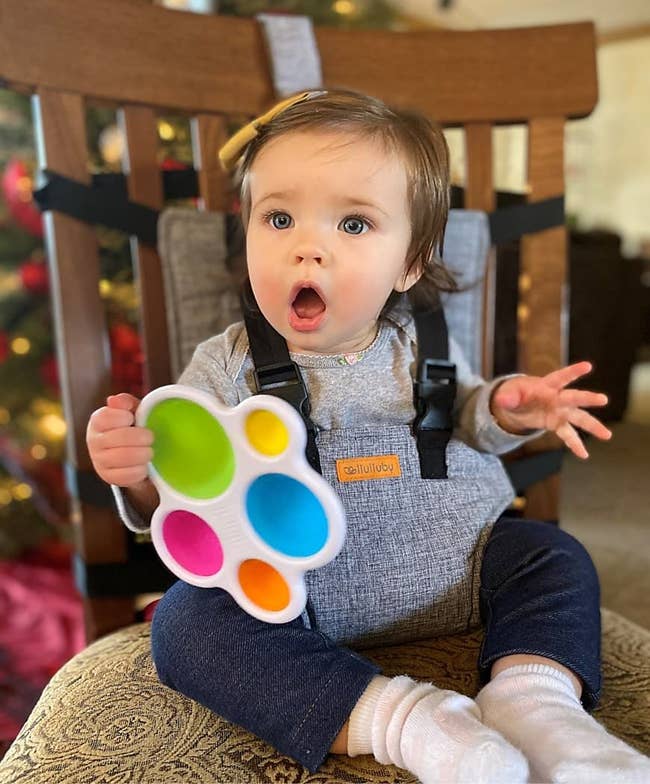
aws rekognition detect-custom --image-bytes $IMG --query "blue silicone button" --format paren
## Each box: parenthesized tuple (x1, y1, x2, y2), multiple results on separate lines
(245, 473, 328, 558)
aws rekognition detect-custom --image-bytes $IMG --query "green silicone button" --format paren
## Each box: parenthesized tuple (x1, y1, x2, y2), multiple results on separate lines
(146, 398, 235, 499)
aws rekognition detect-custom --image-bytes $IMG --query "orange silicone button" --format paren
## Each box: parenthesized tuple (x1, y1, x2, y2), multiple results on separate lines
(238, 559, 290, 612)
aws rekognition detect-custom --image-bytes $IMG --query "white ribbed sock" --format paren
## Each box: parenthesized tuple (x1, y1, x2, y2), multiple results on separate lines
(476, 663, 650, 783)
(347, 675, 529, 784)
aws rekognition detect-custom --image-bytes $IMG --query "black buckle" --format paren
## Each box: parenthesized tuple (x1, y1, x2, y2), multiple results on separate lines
(413, 359, 457, 432)
(253, 361, 313, 425)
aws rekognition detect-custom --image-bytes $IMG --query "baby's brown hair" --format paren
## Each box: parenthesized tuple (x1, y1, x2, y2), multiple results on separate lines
(232, 89, 457, 308)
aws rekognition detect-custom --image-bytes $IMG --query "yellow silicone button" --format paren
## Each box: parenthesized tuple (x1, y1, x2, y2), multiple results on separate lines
(238, 559, 290, 611)
(245, 409, 289, 456)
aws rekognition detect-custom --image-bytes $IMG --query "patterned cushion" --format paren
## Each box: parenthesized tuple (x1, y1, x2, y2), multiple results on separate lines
(1, 608, 648, 783)
(158, 208, 242, 380)
(440, 209, 491, 375)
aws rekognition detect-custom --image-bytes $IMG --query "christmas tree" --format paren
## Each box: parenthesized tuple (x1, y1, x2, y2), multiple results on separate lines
(0, 90, 66, 559)
(0, 92, 151, 560)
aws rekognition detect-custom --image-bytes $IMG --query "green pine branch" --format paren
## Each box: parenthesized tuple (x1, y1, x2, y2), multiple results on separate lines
(0, 222, 41, 261)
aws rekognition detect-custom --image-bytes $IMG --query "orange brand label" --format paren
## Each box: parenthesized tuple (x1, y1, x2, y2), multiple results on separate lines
(335, 454, 402, 482)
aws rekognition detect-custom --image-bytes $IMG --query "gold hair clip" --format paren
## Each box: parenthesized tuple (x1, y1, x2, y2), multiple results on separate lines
(218, 90, 324, 172)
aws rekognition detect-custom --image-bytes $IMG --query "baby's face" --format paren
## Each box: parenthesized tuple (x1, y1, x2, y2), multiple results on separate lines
(246, 130, 416, 356)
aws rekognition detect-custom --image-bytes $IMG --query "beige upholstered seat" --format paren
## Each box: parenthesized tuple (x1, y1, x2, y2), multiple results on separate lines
(1, 608, 648, 783)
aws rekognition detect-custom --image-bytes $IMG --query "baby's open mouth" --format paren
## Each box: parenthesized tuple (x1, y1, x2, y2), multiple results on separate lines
(289, 285, 327, 332)
(292, 287, 326, 319)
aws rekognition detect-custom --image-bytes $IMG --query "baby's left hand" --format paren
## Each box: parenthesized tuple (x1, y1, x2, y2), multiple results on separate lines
(490, 361, 612, 459)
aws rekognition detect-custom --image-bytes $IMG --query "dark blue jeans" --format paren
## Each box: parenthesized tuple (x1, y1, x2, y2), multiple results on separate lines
(151, 517, 601, 772)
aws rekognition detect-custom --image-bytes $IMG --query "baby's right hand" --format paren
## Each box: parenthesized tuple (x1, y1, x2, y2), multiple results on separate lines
(86, 392, 154, 488)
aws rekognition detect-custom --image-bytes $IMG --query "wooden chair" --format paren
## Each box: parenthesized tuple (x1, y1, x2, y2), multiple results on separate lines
(0, 0, 599, 641)
(4, 3, 648, 782)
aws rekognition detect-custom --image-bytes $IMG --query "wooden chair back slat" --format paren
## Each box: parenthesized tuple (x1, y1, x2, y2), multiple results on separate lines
(463, 123, 497, 378)
(84, 597, 140, 644)
(30, 88, 108, 471)
(516, 116, 568, 519)
(0, 0, 597, 123)
(520, 117, 567, 376)
(32, 88, 134, 639)
(191, 115, 232, 213)
(118, 106, 170, 391)
(317, 25, 597, 124)
(464, 124, 495, 211)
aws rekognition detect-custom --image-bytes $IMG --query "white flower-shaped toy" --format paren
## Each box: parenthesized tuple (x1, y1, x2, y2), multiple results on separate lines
(137, 384, 346, 623)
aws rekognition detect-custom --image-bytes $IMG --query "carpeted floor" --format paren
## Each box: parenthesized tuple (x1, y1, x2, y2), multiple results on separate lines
(561, 362, 650, 630)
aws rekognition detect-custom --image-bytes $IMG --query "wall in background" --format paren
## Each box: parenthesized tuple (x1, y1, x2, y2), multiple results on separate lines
(445, 36, 650, 258)
(565, 36, 650, 256)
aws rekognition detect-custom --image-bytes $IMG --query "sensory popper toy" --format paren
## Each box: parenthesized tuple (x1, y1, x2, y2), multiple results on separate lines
(136, 384, 346, 623)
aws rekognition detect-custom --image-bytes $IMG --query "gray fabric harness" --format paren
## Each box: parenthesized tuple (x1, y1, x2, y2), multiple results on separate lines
(243, 287, 507, 647)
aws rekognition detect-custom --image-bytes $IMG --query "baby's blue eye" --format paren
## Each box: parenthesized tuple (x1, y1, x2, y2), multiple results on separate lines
(270, 212, 292, 230)
(340, 216, 368, 235)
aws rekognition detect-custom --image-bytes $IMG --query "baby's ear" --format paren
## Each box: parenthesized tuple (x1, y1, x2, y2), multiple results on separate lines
(394, 263, 422, 293)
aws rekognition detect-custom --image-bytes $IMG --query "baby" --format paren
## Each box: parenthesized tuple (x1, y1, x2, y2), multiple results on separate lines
(87, 90, 649, 783)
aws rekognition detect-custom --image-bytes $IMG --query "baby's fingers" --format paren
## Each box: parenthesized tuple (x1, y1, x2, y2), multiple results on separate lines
(559, 389, 608, 409)
(105, 465, 150, 488)
(88, 405, 135, 433)
(98, 425, 154, 450)
(568, 409, 613, 442)
(98, 445, 154, 470)
(545, 361, 593, 390)
(556, 421, 589, 460)
(107, 393, 140, 413)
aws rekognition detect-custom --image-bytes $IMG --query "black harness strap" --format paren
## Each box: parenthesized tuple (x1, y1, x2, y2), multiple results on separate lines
(410, 301, 456, 479)
(73, 551, 175, 598)
(64, 462, 115, 508)
(33, 169, 160, 244)
(488, 196, 564, 245)
(34, 169, 565, 249)
(240, 281, 322, 473)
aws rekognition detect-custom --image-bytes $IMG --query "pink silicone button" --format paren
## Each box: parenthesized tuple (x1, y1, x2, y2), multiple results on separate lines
(162, 510, 224, 576)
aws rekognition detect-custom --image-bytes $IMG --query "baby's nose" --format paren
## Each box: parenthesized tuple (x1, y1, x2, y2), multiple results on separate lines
(293, 243, 325, 264)
(291, 226, 330, 264)
(296, 252, 322, 264)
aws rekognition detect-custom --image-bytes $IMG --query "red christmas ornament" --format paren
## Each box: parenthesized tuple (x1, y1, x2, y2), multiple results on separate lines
(28, 459, 69, 519)
(109, 323, 141, 354)
(1, 158, 44, 238)
(109, 322, 144, 397)
(40, 354, 59, 392)
(161, 157, 188, 171)
(19, 259, 49, 295)
(0, 331, 8, 363)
